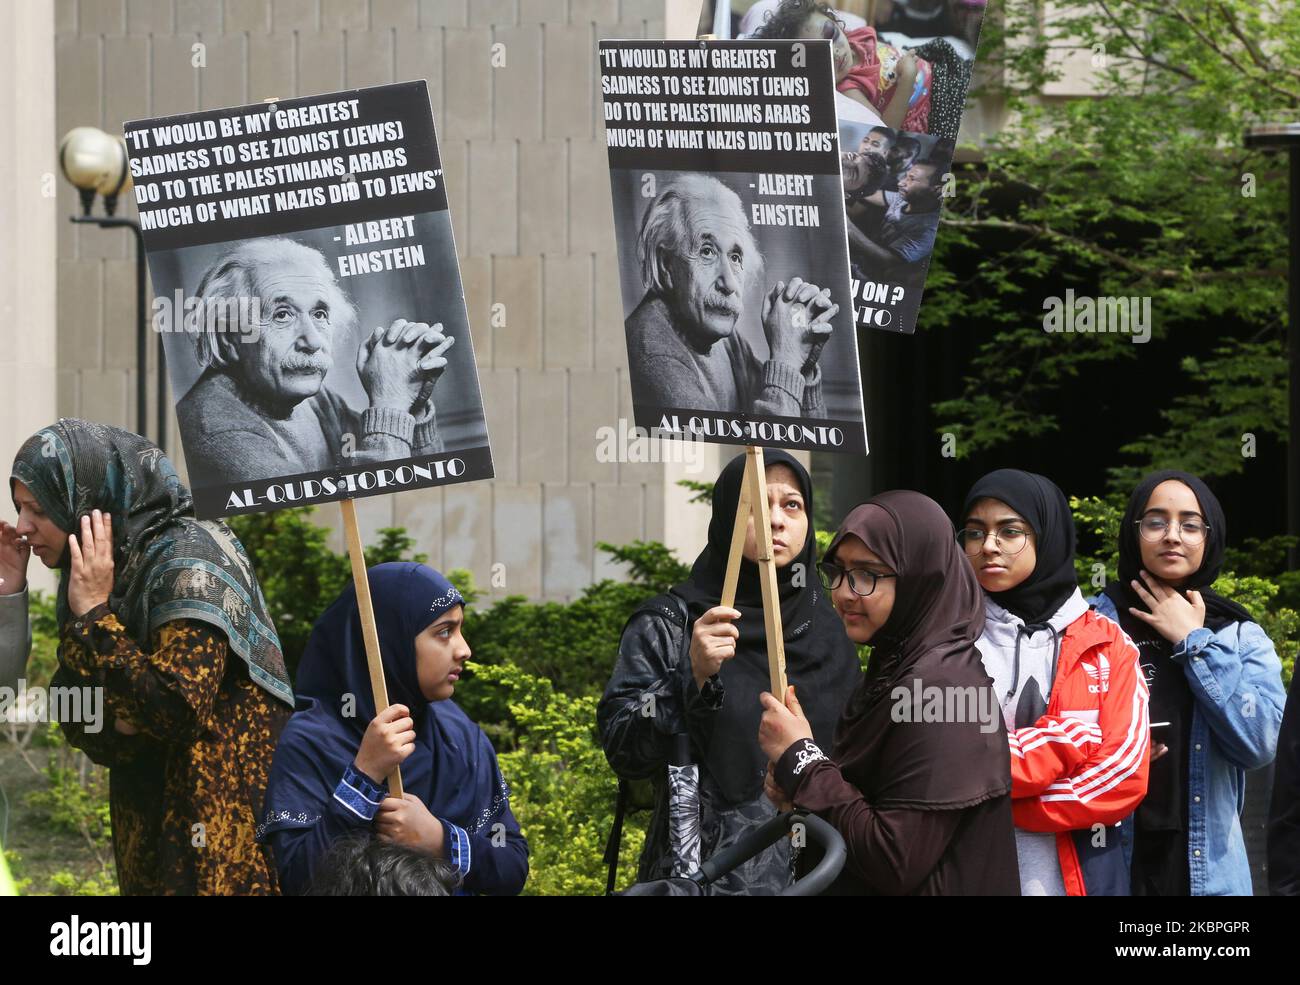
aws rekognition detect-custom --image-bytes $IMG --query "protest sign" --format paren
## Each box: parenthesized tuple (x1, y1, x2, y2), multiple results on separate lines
(600, 38, 869, 459)
(123, 81, 492, 522)
(123, 81, 494, 792)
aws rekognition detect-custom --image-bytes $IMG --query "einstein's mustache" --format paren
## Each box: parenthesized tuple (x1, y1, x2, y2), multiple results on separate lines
(279, 356, 330, 374)
(701, 295, 742, 318)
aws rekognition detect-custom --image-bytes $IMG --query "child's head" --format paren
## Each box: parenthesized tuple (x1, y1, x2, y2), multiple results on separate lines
(754, 2, 855, 82)
(308, 835, 460, 896)
(821, 531, 897, 644)
(364, 562, 469, 708)
(416, 603, 471, 702)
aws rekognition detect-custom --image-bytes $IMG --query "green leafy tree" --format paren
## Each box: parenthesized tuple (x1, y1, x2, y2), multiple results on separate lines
(934, 1, 1291, 486)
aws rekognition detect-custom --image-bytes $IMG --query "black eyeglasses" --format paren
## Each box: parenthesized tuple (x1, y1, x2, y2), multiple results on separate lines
(1136, 515, 1209, 545)
(820, 19, 841, 42)
(818, 561, 896, 597)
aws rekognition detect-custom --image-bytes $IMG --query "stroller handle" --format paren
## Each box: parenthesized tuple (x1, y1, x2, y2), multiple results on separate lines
(695, 809, 846, 896)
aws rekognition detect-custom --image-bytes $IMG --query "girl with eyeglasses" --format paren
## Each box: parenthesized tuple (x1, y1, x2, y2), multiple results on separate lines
(1091, 470, 1285, 896)
(960, 469, 1150, 896)
(758, 491, 1019, 895)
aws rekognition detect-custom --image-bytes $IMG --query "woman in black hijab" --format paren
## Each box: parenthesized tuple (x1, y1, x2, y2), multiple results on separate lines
(759, 490, 1019, 895)
(1094, 470, 1285, 895)
(598, 450, 861, 894)
(961, 469, 1149, 896)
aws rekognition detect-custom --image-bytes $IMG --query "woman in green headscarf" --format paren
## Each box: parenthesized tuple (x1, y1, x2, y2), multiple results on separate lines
(10, 419, 294, 895)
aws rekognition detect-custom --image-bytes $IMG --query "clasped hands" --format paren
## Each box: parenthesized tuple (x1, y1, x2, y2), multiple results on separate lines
(357, 318, 455, 422)
(760, 278, 838, 379)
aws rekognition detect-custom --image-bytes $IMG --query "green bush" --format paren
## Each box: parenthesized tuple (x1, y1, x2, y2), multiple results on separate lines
(467, 662, 644, 895)
(226, 508, 428, 677)
(24, 725, 112, 845)
(455, 540, 688, 728)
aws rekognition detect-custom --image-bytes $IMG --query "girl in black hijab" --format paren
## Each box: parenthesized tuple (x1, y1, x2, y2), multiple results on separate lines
(961, 469, 1149, 896)
(598, 450, 861, 894)
(759, 490, 1019, 895)
(1094, 470, 1285, 896)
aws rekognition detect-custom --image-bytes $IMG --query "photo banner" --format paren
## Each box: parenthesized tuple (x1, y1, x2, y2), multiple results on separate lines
(815, 1, 990, 335)
(122, 81, 492, 519)
(599, 38, 869, 457)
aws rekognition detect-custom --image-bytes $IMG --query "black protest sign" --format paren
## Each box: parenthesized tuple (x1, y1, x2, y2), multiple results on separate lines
(123, 81, 492, 519)
(600, 39, 869, 457)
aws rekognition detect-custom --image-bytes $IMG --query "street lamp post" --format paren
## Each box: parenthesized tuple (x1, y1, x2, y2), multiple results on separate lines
(1245, 123, 1300, 571)
(57, 126, 166, 455)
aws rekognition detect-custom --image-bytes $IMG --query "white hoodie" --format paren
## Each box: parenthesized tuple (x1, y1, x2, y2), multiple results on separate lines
(975, 586, 1090, 896)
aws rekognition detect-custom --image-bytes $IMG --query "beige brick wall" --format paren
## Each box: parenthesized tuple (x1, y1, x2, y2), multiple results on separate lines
(44, 0, 1018, 606)
(52, 0, 679, 603)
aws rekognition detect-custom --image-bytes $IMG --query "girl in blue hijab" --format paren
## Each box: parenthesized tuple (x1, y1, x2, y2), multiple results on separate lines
(259, 562, 528, 895)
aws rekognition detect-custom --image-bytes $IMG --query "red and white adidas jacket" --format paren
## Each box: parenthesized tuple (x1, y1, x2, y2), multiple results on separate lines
(977, 588, 1151, 895)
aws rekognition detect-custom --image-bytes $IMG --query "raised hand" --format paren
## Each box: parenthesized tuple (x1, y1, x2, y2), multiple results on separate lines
(689, 605, 741, 689)
(1127, 569, 1207, 645)
(67, 510, 114, 617)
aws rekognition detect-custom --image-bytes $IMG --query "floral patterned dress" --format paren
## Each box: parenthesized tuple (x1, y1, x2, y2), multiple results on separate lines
(54, 607, 289, 895)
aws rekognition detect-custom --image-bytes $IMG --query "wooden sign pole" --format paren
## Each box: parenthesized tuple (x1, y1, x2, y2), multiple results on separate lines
(266, 84, 402, 798)
(340, 497, 404, 798)
(719, 445, 788, 696)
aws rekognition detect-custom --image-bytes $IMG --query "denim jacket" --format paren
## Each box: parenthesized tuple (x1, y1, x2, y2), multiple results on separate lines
(1090, 593, 1285, 895)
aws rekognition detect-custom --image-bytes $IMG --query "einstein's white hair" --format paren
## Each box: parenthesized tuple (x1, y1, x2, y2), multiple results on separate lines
(635, 174, 761, 296)
(186, 237, 358, 370)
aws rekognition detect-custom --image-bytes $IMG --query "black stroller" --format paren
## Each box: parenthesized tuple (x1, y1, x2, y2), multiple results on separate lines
(606, 728, 847, 896)
(616, 807, 847, 896)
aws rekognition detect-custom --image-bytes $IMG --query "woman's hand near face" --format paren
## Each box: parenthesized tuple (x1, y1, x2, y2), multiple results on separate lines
(758, 685, 814, 763)
(1127, 569, 1207, 645)
(354, 703, 416, 784)
(375, 793, 446, 858)
(689, 606, 741, 689)
(67, 510, 114, 617)
(0, 520, 31, 594)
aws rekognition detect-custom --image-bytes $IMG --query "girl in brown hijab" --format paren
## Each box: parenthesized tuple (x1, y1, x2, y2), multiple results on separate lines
(758, 490, 1019, 895)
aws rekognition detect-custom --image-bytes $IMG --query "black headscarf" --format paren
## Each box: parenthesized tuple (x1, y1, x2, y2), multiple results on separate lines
(1103, 469, 1253, 632)
(670, 450, 861, 804)
(827, 491, 1009, 809)
(1102, 470, 1251, 895)
(962, 469, 1079, 625)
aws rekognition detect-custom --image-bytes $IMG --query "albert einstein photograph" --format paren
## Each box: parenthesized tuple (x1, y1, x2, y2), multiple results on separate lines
(607, 167, 868, 455)
(146, 209, 492, 510)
